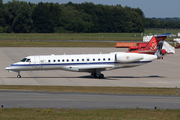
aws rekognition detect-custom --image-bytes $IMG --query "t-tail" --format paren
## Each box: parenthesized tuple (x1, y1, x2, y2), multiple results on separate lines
(127, 36, 167, 58)
(127, 36, 158, 54)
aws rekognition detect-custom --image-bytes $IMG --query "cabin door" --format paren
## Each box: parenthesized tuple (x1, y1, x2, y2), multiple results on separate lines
(34, 56, 41, 68)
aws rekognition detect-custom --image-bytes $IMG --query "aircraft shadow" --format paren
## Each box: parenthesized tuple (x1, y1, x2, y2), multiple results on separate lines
(104, 75, 165, 79)
(7, 75, 165, 79)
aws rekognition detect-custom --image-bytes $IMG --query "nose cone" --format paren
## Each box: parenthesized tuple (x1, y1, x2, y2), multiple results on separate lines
(5, 64, 14, 71)
(5, 66, 10, 70)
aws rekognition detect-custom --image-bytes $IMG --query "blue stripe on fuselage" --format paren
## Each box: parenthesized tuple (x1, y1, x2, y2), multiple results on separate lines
(9, 61, 151, 67)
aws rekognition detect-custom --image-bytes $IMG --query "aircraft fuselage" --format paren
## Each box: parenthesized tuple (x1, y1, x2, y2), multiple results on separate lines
(5, 52, 157, 78)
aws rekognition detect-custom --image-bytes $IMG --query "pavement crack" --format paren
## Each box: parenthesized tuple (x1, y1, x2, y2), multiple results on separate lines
(0, 77, 5, 85)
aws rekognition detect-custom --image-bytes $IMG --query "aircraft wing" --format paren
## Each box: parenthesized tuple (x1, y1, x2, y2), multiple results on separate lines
(78, 65, 114, 72)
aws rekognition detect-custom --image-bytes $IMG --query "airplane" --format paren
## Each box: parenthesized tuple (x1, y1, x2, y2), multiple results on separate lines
(5, 36, 166, 79)
(127, 33, 175, 58)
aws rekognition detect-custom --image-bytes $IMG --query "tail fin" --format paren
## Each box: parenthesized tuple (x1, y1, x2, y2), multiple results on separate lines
(142, 36, 157, 52)
(127, 36, 158, 54)
(142, 36, 165, 58)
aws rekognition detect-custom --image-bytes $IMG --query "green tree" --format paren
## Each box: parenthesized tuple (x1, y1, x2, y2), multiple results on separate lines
(58, 4, 91, 33)
(32, 2, 54, 33)
(4, 1, 32, 33)
(0, 0, 3, 8)
(49, 3, 61, 26)
(0, 8, 6, 27)
(0, 0, 6, 30)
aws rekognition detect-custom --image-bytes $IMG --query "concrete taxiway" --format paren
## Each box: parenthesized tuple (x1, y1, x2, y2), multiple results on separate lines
(1, 90, 180, 110)
(0, 47, 179, 88)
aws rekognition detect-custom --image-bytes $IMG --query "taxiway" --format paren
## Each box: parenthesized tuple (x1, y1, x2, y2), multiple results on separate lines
(1, 90, 179, 110)
(0, 47, 179, 88)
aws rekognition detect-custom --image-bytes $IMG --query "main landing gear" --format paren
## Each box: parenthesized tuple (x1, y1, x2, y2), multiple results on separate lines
(91, 72, 104, 79)
(17, 71, 21, 78)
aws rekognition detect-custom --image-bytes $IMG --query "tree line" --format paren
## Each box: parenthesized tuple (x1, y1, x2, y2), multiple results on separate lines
(0, 0, 179, 33)
(145, 18, 180, 29)
(0, 0, 145, 33)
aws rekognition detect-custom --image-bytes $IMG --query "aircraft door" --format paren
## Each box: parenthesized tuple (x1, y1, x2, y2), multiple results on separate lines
(34, 56, 41, 68)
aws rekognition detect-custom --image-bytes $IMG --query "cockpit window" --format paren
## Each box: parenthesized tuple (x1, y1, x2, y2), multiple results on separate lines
(26, 59, 31, 62)
(21, 58, 27, 62)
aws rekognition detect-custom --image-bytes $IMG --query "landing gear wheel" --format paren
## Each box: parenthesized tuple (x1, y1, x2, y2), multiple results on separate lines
(99, 74, 104, 79)
(17, 75, 21, 78)
(91, 73, 97, 78)
(93, 73, 97, 78)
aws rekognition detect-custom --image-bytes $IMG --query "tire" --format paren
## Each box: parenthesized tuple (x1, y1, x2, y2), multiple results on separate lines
(99, 74, 104, 79)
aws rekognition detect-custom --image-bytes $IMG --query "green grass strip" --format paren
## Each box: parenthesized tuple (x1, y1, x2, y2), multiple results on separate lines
(0, 108, 180, 120)
(0, 85, 179, 95)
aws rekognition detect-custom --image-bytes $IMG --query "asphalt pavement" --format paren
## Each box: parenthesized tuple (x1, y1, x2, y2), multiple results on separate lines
(0, 90, 180, 110)
(0, 47, 179, 87)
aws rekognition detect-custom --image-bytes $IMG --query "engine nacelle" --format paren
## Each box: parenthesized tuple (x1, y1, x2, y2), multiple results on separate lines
(115, 53, 144, 62)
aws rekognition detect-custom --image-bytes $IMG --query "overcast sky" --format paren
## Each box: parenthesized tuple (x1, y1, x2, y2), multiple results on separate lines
(3, 0, 180, 18)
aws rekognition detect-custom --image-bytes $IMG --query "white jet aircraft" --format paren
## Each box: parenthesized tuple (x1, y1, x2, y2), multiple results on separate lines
(5, 36, 165, 79)
(5, 52, 157, 78)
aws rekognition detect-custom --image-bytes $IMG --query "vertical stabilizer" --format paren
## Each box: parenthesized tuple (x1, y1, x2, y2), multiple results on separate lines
(127, 36, 158, 54)
(142, 36, 157, 52)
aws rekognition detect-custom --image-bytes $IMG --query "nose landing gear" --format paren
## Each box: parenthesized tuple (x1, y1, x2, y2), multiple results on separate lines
(17, 71, 21, 78)
(17, 75, 21, 78)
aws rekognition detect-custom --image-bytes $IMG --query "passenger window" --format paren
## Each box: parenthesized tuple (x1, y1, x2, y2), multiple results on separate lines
(77, 59, 79, 62)
(62, 59, 64, 62)
(48, 60, 51, 62)
(93, 59, 95, 61)
(72, 59, 74, 62)
(103, 58, 105, 61)
(87, 59, 89, 61)
(67, 59, 69, 62)
(82, 59, 84, 61)
(98, 58, 100, 61)
(58, 60, 60, 62)
(108, 58, 110, 61)
(54, 60, 56, 62)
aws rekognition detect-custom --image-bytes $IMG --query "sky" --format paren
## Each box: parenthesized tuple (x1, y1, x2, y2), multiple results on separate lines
(3, 0, 180, 18)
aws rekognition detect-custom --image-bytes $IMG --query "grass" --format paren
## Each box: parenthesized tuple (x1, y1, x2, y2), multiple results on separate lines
(0, 30, 179, 47)
(144, 29, 180, 35)
(0, 85, 179, 95)
(0, 29, 179, 41)
(0, 108, 180, 120)
(0, 86, 180, 119)
(0, 30, 179, 119)
(0, 41, 115, 47)
(0, 33, 142, 40)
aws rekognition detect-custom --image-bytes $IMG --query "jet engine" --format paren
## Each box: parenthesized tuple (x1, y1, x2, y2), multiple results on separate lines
(115, 53, 144, 62)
